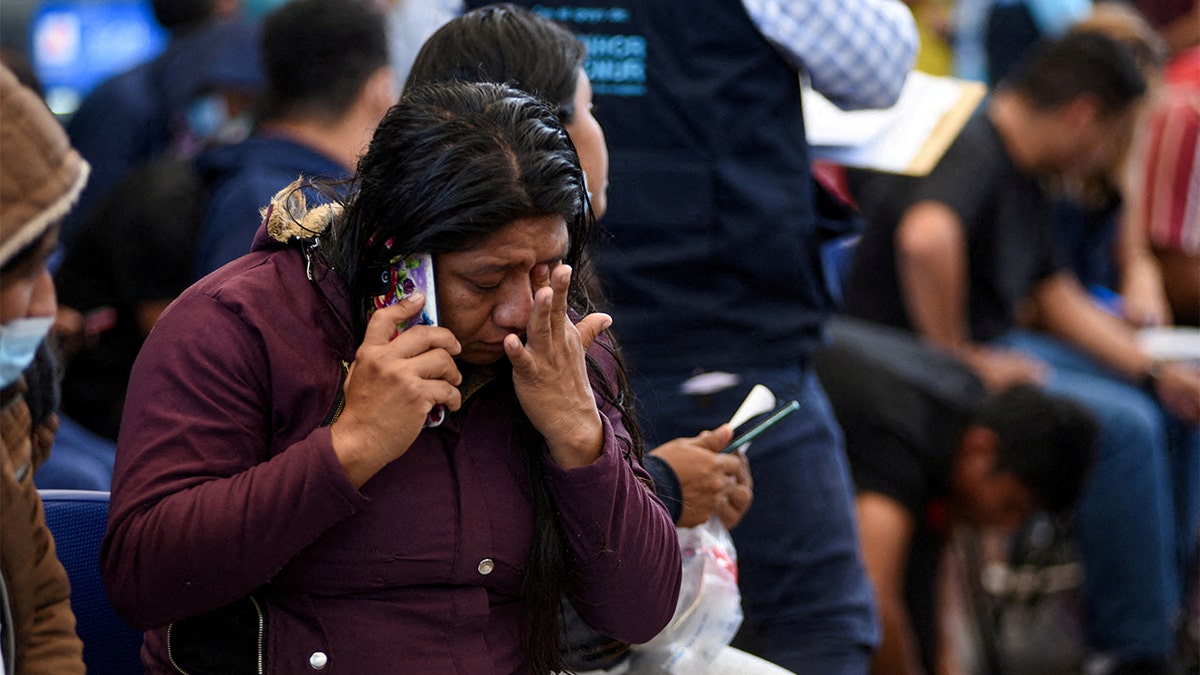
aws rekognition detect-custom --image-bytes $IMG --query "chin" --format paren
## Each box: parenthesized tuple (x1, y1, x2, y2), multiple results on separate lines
(459, 348, 506, 366)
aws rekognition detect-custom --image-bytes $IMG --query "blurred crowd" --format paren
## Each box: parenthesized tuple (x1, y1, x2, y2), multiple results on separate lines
(1, 0, 1197, 674)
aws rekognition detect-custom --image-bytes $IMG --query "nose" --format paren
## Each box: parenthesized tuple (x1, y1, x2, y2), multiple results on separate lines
(28, 268, 57, 319)
(492, 279, 534, 332)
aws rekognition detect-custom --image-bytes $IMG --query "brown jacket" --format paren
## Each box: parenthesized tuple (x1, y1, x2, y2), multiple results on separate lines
(1, 378, 85, 674)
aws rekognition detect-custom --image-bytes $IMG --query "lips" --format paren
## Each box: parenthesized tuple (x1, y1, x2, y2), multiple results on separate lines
(457, 340, 508, 365)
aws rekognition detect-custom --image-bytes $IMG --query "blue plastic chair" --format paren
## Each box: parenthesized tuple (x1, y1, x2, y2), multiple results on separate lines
(34, 415, 116, 490)
(39, 489, 143, 674)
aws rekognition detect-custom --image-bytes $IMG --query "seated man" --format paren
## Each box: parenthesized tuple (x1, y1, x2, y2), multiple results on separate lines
(843, 31, 1200, 674)
(814, 318, 1098, 674)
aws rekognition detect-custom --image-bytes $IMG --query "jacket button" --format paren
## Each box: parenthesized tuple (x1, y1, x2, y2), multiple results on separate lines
(477, 558, 495, 575)
(309, 651, 328, 670)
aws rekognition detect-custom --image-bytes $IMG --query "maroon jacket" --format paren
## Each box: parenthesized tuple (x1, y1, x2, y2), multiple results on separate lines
(101, 230, 681, 674)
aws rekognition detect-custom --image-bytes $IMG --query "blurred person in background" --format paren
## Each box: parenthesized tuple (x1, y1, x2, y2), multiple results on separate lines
(63, 0, 260, 250)
(479, 1, 918, 671)
(48, 2, 265, 460)
(844, 32, 1199, 674)
(191, 0, 394, 277)
(1039, 2, 1174, 330)
(1128, 0, 1200, 325)
(815, 322, 1099, 674)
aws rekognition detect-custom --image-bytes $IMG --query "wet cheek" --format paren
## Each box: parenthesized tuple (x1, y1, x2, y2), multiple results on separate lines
(437, 288, 480, 338)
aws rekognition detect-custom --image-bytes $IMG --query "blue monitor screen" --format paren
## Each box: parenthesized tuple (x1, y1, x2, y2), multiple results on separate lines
(30, 0, 168, 115)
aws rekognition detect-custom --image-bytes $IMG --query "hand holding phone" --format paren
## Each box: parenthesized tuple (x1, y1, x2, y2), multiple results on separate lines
(371, 253, 439, 330)
(331, 295, 462, 487)
(370, 253, 445, 427)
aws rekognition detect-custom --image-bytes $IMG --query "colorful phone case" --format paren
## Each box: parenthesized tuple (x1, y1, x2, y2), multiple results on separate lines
(370, 253, 438, 329)
(369, 252, 445, 427)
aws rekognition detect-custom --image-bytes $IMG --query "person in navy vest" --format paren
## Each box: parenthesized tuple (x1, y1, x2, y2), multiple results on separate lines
(406, 7, 797, 673)
(463, 1, 918, 672)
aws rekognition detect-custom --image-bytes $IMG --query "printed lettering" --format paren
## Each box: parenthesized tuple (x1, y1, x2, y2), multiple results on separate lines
(530, 5, 632, 24)
(578, 34, 646, 60)
(585, 58, 645, 84)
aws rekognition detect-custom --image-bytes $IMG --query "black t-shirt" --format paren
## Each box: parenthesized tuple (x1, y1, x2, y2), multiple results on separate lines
(842, 114, 1064, 343)
(814, 318, 986, 518)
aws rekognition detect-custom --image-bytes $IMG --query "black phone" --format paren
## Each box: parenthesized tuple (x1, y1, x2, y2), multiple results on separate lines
(720, 399, 801, 454)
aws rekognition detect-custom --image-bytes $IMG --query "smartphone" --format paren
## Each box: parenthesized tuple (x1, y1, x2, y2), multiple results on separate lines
(720, 399, 801, 454)
(370, 252, 438, 329)
(369, 252, 444, 427)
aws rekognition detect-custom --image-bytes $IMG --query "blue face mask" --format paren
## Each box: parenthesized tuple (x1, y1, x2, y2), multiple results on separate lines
(0, 316, 54, 388)
(186, 94, 229, 142)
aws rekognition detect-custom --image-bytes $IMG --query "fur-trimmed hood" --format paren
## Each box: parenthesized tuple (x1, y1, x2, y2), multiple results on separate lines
(0, 65, 89, 268)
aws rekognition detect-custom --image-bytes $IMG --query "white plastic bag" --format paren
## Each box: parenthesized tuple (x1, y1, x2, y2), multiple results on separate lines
(633, 516, 743, 673)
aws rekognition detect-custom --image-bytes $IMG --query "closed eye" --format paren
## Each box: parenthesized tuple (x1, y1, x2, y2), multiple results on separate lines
(470, 278, 503, 292)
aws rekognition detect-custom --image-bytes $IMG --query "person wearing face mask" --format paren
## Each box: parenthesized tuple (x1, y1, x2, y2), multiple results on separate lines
(191, 0, 397, 279)
(0, 64, 88, 675)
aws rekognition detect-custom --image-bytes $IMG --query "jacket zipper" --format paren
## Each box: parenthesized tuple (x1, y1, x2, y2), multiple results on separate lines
(166, 622, 191, 675)
(250, 595, 265, 675)
(323, 360, 350, 426)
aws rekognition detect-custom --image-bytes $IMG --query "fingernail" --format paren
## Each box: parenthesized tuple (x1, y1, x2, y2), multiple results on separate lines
(407, 291, 424, 303)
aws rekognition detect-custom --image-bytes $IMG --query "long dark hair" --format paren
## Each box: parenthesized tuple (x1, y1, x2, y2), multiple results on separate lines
(406, 4, 587, 123)
(317, 81, 640, 673)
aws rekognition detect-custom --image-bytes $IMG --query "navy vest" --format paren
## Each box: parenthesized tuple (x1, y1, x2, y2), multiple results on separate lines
(469, 0, 838, 372)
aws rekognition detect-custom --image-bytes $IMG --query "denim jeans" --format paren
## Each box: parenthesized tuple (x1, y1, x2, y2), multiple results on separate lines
(993, 330, 1200, 659)
(630, 363, 878, 674)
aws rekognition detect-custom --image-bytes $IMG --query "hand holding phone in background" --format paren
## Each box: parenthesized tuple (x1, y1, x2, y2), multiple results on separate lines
(649, 426, 749, 528)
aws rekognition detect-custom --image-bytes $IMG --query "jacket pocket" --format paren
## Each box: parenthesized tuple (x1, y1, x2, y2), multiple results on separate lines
(167, 595, 267, 674)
